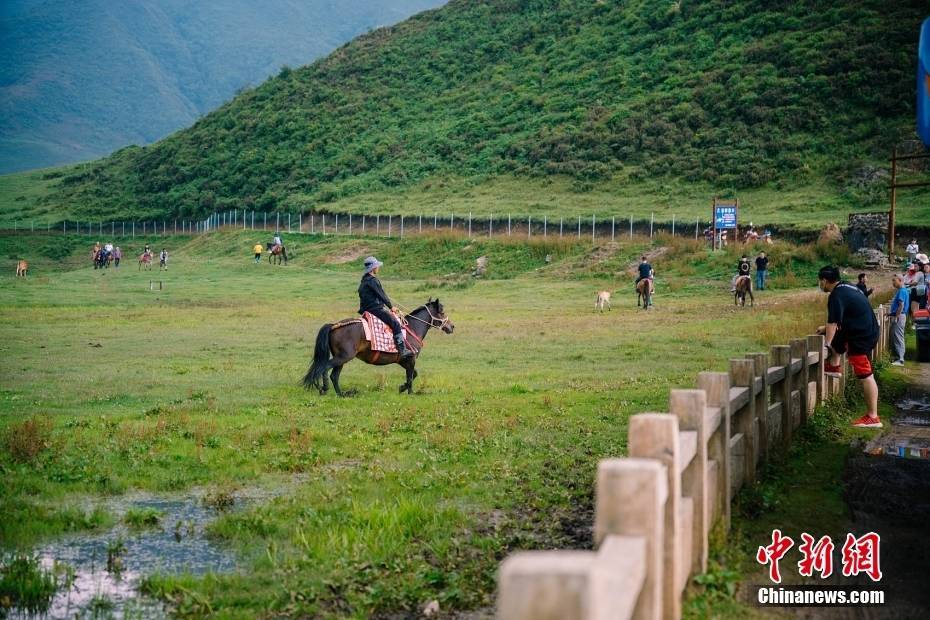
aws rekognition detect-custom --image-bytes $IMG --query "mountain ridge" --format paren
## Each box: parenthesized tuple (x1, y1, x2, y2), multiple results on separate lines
(9, 0, 930, 220)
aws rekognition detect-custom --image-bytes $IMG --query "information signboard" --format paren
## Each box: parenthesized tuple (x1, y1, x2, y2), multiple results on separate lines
(714, 205, 738, 229)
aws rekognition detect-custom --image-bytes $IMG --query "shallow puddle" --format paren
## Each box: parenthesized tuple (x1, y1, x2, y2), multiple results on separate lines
(8, 481, 302, 619)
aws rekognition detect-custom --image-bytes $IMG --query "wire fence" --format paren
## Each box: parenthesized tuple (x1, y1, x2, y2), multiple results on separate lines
(0, 210, 719, 242)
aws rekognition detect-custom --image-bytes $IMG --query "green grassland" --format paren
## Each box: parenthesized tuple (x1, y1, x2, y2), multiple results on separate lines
(0, 231, 875, 617)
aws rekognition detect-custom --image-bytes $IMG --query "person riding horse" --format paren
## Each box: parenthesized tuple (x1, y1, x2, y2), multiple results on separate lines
(272, 233, 282, 251)
(359, 256, 413, 360)
(635, 256, 654, 291)
(731, 255, 751, 292)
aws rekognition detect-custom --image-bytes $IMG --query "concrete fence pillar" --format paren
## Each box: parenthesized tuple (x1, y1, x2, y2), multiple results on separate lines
(770, 345, 792, 448)
(595, 458, 667, 620)
(748, 352, 769, 465)
(628, 414, 684, 619)
(790, 338, 810, 429)
(669, 389, 709, 574)
(806, 335, 825, 409)
(729, 359, 756, 490)
(696, 372, 731, 530)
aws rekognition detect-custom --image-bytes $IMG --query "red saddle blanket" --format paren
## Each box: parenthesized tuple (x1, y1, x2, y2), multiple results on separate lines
(361, 312, 409, 353)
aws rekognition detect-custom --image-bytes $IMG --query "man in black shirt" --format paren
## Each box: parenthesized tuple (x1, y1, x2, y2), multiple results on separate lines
(755, 252, 769, 290)
(817, 266, 881, 428)
(855, 273, 873, 298)
(358, 256, 413, 360)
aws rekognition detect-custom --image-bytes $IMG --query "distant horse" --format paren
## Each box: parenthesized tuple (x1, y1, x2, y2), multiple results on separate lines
(594, 290, 611, 312)
(267, 243, 288, 265)
(15, 260, 27, 277)
(304, 299, 454, 396)
(735, 275, 754, 307)
(138, 252, 153, 271)
(636, 278, 653, 310)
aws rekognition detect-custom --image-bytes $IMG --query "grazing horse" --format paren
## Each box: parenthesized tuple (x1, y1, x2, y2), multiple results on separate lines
(594, 290, 611, 312)
(304, 299, 454, 396)
(636, 278, 653, 310)
(735, 275, 754, 307)
(138, 252, 153, 271)
(267, 243, 288, 265)
(15, 260, 27, 277)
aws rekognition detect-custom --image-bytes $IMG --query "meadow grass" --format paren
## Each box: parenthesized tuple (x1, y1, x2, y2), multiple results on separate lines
(0, 230, 861, 617)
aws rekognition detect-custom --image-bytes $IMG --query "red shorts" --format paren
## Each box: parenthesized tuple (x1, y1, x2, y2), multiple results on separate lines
(847, 353, 873, 379)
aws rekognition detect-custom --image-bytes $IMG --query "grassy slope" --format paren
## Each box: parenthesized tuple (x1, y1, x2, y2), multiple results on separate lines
(5, 169, 930, 230)
(0, 232, 884, 617)
(15, 0, 925, 221)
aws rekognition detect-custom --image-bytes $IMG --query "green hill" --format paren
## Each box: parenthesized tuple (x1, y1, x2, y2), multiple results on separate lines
(7, 0, 930, 224)
(0, 0, 446, 174)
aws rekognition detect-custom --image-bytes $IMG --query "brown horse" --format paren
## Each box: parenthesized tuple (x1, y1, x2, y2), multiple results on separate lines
(138, 252, 153, 271)
(735, 275, 754, 307)
(636, 278, 653, 310)
(15, 260, 27, 277)
(303, 299, 454, 396)
(267, 243, 288, 265)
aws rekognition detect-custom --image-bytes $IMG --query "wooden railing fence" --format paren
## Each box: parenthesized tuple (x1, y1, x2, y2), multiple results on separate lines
(498, 306, 891, 619)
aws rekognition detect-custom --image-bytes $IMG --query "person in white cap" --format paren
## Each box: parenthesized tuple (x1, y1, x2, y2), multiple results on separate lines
(358, 256, 413, 359)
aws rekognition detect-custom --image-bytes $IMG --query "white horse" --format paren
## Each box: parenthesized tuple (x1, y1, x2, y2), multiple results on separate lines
(595, 290, 612, 312)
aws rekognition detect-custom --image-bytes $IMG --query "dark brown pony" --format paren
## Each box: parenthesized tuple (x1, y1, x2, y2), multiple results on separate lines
(303, 299, 454, 396)
(267, 243, 288, 265)
(636, 278, 653, 310)
(735, 275, 754, 307)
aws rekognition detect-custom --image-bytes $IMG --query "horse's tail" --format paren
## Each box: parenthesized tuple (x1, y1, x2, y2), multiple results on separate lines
(303, 324, 333, 390)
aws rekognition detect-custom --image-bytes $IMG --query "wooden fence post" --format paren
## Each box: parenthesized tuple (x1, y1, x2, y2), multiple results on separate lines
(770, 345, 792, 448)
(595, 458, 667, 620)
(696, 372, 731, 530)
(670, 389, 709, 574)
(729, 359, 756, 490)
(628, 414, 684, 619)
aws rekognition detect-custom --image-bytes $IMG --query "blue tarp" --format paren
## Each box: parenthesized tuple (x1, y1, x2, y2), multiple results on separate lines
(919, 17, 930, 147)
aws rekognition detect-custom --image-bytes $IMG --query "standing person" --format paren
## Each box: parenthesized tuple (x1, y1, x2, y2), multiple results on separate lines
(889, 275, 909, 366)
(816, 266, 881, 428)
(113, 246, 122, 268)
(856, 273, 873, 297)
(253, 242, 264, 263)
(755, 252, 769, 290)
(907, 263, 927, 322)
(358, 256, 413, 360)
(731, 255, 751, 292)
(906, 239, 919, 265)
(159, 248, 169, 271)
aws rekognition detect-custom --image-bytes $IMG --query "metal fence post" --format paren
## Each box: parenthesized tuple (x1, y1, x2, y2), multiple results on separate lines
(592, 214, 595, 242)
(468, 212, 471, 237)
(507, 214, 511, 236)
(528, 215, 532, 238)
(577, 215, 581, 239)
(630, 215, 633, 239)
(543, 215, 547, 237)
(650, 212, 654, 238)
(672, 214, 676, 237)
(612, 216, 615, 240)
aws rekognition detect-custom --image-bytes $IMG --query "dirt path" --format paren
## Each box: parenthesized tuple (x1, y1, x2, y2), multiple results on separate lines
(804, 366, 930, 619)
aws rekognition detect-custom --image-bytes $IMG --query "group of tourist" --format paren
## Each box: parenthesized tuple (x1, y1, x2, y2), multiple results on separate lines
(730, 251, 770, 292)
(92, 241, 122, 268)
(886, 239, 929, 367)
(817, 238, 929, 430)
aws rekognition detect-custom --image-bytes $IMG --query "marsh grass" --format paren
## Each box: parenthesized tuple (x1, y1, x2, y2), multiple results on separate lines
(0, 554, 59, 614)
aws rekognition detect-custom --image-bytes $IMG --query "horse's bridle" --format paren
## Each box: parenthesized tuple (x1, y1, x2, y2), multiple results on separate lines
(405, 305, 451, 330)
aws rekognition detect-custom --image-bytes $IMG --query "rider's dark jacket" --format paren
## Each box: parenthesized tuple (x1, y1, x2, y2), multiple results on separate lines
(358, 273, 393, 314)
(737, 259, 751, 275)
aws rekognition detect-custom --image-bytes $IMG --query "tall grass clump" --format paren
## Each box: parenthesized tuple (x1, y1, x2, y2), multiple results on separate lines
(2, 417, 52, 463)
(0, 555, 59, 614)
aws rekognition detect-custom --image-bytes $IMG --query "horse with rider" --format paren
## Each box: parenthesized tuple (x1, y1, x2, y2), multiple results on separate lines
(635, 255, 654, 309)
(304, 256, 454, 396)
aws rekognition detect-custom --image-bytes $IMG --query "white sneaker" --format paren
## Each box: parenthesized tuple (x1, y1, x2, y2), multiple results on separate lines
(891, 360, 904, 366)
